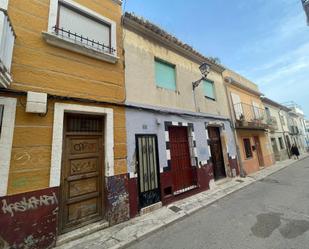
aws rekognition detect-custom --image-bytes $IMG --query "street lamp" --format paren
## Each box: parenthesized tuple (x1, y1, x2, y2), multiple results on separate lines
(192, 62, 211, 90)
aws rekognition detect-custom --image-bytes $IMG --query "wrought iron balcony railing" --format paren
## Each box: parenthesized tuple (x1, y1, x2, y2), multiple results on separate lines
(0, 9, 16, 88)
(233, 102, 269, 130)
(52, 26, 116, 55)
(267, 116, 278, 132)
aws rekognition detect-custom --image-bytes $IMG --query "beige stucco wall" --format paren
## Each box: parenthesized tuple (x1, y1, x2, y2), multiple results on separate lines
(123, 28, 230, 117)
(223, 69, 260, 93)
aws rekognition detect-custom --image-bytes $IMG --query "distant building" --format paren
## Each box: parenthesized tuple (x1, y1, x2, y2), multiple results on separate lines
(284, 102, 308, 152)
(302, 0, 309, 25)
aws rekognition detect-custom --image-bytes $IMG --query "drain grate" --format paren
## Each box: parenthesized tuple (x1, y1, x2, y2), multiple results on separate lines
(236, 179, 244, 183)
(169, 206, 182, 213)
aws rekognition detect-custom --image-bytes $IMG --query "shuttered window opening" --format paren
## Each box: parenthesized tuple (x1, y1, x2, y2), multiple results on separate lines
(0, 105, 3, 137)
(155, 59, 176, 91)
(58, 2, 111, 53)
(66, 114, 103, 133)
(203, 80, 216, 100)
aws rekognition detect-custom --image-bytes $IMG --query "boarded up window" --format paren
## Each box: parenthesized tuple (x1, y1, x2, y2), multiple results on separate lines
(243, 138, 252, 159)
(155, 59, 176, 90)
(203, 80, 215, 100)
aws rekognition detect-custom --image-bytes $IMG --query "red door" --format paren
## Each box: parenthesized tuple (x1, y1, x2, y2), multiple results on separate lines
(169, 126, 195, 192)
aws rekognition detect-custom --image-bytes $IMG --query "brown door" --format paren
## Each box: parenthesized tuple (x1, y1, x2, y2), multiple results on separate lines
(208, 127, 226, 180)
(253, 136, 264, 167)
(60, 114, 104, 234)
(169, 126, 195, 192)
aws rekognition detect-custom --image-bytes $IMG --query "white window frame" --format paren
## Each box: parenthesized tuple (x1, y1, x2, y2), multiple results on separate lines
(43, 0, 118, 63)
(50, 103, 114, 187)
(0, 97, 17, 197)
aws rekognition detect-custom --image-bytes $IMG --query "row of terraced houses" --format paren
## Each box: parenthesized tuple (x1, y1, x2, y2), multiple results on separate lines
(0, 1, 308, 248)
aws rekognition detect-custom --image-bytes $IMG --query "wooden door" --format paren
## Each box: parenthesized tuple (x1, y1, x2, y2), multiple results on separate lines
(136, 135, 161, 209)
(208, 127, 226, 180)
(60, 114, 104, 234)
(254, 136, 264, 167)
(169, 126, 195, 192)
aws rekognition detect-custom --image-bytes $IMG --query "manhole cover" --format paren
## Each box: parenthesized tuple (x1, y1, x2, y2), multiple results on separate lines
(169, 206, 182, 213)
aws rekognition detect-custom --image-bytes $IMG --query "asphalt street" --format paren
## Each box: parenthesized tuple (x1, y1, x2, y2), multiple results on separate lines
(127, 157, 309, 249)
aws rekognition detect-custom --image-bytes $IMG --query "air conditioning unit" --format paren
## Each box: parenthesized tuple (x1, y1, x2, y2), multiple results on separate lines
(26, 91, 47, 114)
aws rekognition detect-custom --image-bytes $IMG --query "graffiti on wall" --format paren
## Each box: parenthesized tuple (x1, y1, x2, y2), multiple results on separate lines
(1, 192, 58, 217)
(106, 174, 130, 225)
(0, 187, 59, 249)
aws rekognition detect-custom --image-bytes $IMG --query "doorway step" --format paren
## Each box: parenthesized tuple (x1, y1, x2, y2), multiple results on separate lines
(140, 202, 162, 216)
(56, 220, 109, 247)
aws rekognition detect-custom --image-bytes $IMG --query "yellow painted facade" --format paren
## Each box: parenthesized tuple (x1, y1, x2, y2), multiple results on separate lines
(223, 70, 274, 174)
(5, 0, 127, 195)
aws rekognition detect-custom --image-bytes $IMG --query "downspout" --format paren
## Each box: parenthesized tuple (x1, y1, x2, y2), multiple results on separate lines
(223, 77, 246, 177)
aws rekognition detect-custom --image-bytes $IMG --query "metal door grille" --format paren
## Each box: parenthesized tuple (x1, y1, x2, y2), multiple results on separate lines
(136, 135, 160, 208)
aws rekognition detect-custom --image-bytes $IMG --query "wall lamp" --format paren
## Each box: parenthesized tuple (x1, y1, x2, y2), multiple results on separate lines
(192, 62, 211, 90)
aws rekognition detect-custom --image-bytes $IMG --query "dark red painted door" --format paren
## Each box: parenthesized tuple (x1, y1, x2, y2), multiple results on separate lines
(169, 126, 195, 192)
(208, 127, 226, 180)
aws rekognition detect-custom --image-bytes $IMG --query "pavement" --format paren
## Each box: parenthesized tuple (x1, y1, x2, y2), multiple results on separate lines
(56, 154, 309, 249)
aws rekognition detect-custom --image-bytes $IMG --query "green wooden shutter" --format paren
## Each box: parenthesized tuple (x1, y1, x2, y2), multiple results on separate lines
(203, 80, 215, 100)
(155, 59, 176, 90)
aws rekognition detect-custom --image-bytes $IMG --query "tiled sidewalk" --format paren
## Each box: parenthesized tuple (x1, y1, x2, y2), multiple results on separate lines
(56, 154, 308, 249)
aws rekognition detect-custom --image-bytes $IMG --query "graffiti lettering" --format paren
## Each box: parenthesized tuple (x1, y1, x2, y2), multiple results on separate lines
(1, 192, 58, 217)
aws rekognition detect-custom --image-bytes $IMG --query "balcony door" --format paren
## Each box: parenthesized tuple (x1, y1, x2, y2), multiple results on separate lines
(231, 93, 243, 120)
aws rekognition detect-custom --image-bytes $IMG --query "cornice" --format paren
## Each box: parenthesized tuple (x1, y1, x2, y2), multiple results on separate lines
(123, 13, 225, 74)
(224, 76, 263, 97)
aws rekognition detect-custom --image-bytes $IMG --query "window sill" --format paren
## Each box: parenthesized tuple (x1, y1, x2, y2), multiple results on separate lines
(0, 63, 12, 89)
(205, 96, 216, 101)
(156, 86, 179, 93)
(42, 31, 119, 64)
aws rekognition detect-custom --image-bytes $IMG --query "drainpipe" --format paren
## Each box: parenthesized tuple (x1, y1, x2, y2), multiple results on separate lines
(223, 77, 246, 177)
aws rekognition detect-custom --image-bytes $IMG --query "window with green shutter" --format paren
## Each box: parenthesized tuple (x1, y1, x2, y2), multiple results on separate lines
(203, 80, 216, 100)
(154, 59, 176, 90)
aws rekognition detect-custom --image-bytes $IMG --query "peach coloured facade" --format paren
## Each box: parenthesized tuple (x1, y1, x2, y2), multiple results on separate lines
(223, 70, 274, 175)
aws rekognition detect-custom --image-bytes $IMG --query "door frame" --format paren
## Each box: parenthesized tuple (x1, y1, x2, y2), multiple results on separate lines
(207, 126, 226, 181)
(253, 136, 264, 167)
(135, 134, 161, 210)
(59, 113, 105, 234)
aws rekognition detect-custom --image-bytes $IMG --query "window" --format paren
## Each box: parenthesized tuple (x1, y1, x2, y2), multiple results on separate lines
(243, 138, 253, 159)
(57, 2, 111, 53)
(203, 80, 216, 100)
(0, 4, 16, 88)
(278, 137, 285, 150)
(155, 59, 176, 90)
(44, 0, 117, 63)
(279, 114, 286, 125)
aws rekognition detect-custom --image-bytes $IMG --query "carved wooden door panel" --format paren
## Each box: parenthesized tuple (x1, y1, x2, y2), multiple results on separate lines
(60, 114, 104, 234)
(208, 127, 226, 180)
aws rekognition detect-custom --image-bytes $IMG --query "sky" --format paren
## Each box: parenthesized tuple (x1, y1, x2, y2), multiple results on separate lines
(123, 0, 309, 117)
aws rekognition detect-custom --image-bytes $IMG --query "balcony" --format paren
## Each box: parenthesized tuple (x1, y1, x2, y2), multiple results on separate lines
(0, 9, 15, 88)
(289, 125, 299, 135)
(267, 116, 278, 132)
(233, 103, 269, 130)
